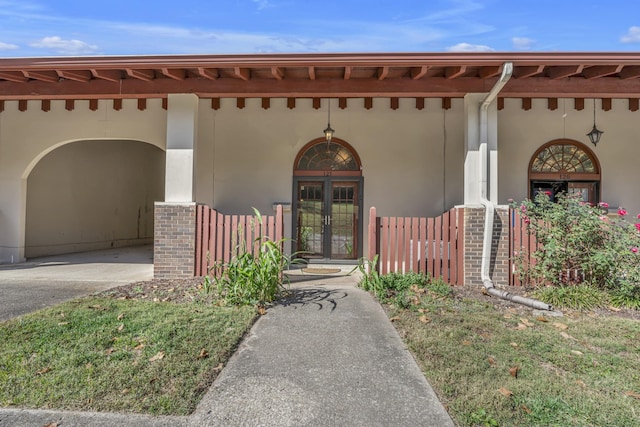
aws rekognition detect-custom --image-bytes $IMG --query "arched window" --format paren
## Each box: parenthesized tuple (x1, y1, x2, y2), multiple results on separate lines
(294, 138, 362, 176)
(528, 139, 600, 204)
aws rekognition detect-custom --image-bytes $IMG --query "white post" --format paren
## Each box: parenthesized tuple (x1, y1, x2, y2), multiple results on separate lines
(0, 178, 27, 263)
(165, 94, 199, 202)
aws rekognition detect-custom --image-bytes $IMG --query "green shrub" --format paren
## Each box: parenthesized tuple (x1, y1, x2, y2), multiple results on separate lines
(512, 193, 640, 309)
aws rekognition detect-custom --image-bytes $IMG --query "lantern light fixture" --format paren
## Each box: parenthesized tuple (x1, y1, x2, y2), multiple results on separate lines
(323, 99, 335, 143)
(586, 98, 604, 147)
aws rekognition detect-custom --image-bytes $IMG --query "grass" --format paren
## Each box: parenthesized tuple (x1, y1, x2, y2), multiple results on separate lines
(0, 296, 256, 415)
(366, 274, 640, 426)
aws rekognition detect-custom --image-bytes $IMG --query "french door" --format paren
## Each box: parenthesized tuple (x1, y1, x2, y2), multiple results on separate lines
(294, 178, 362, 260)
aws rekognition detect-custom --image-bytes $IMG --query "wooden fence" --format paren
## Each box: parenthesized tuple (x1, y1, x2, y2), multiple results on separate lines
(368, 207, 465, 285)
(194, 204, 284, 276)
(508, 208, 538, 286)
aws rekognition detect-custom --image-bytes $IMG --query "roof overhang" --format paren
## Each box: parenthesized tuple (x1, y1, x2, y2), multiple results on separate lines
(1, 52, 640, 101)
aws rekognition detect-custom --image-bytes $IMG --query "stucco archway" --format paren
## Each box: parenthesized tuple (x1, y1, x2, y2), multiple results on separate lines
(25, 139, 165, 257)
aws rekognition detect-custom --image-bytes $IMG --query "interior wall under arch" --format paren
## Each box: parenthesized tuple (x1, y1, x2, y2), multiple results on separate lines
(25, 140, 165, 257)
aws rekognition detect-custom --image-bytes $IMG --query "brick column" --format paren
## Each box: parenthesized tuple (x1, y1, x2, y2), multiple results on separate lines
(464, 206, 510, 286)
(154, 202, 196, 278)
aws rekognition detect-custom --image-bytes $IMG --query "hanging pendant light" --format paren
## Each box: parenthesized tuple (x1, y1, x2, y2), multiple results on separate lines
(323, 99, 335, 143)
(586, 98, 604, 146)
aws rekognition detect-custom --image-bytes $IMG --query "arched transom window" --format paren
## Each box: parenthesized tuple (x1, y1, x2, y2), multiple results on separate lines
(529, 139, 600, 181)
(294, 139, 362, 176)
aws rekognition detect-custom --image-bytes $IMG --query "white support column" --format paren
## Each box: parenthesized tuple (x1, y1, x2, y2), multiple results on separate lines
(165, 94, 199, 202)
(463, 93, 499, 204)
(0, 178, 27, 263)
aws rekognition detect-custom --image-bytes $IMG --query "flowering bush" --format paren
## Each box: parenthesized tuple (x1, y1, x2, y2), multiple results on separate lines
(512, 193, 640, 307)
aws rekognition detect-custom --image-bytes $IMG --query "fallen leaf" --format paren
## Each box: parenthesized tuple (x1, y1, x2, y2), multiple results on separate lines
(498, 387, 513, 397)
(560, 332, 577, 341)
(521, 404, 532, 414)
(257, 306, 267, 315)
(153, 297, 159, 302)
(418, 308, 429, 313)
(117, 313, 125, 320)
(554, 322, 569, 330)
(624, 391, 640, 399)
(105, 348, 115, 355)
(212, 363, 224, 372)
(488, 357, 497, 366)
(571, 350, 584, 356)
(608, 306, 622, 312)
(536, 316, 549, 323)
(117, 323, 125, 332)
(418, 315, 431, 324)
(43, 423, 59, 427)
(167, 287, 175, 293)
(59, 312, 65, 318)
(198, 348, 209, 359)
(576, 380, 587, 388)
(149, 351, 165, 362)
(515, 323, 528, 330)
(36, 367, 51, 375)
(462, 340, 472, 346)
(510, 366, 520, 378)
(520, 318, 535, 327)
(121, 388, 129, 395)
(389, 316, 400, 322)
(503, 314, 513, 319)
(510, 342, 519, 348)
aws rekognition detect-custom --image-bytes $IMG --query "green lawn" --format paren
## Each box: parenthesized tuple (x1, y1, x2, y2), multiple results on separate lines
(0, 296, 256, 415)
(364, 274, 640, 426)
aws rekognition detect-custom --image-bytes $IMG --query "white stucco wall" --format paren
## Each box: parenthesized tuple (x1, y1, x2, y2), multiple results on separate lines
(0, 99, 167, 262)
(194, 97, 466, 256)
(498, 98, 640, 216)
(25, 139, 165, 257)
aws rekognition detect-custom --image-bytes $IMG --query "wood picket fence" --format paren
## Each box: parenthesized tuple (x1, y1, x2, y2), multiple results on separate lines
(368, 207, 465, 285)
(194, 204, 284, 276)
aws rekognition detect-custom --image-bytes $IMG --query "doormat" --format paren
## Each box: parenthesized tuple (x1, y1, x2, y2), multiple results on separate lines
(302, 267, 343, 274)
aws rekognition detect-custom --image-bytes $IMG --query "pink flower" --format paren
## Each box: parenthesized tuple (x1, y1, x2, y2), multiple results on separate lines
(635, 223, 640, 232)
(637, 213, 640, 219)
(524, 218, 531, 224)
(599, 216, 609, 222)
(618, 208, 627, 216)
(599, 202, 609, 208)
(632, 247, 638, 253)
(520, 205, 527, 213)
(544, 191, 552, 197)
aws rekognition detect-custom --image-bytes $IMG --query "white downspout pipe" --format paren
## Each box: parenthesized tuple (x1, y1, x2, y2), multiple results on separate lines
(479, 62, 552, 311)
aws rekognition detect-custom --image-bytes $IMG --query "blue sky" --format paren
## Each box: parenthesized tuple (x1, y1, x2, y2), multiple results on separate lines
(0, 0, 639, 57)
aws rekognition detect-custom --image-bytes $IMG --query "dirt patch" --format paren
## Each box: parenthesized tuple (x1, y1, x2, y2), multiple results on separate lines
(98, 277, 639, 320)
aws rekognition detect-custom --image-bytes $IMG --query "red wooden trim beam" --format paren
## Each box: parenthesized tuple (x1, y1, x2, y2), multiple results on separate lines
(57, 70, 92, 82)
(126, 69, 154, 81)
(195, 67, 219, 79)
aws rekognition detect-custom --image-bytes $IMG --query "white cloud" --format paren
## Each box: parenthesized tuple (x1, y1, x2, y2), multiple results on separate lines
(252, 0, 274, 10)
(0, 41, 19, 50)
(446, 42, 494, 52)
(29, 36, 98, 55)
(621, 26, 640, 43)
(512, 37, 535, 50)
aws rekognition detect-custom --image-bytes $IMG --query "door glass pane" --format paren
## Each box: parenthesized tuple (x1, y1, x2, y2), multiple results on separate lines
(331, 182, 358, 259)
(568, 182, 595, 204)
(297, 182, 324, 256)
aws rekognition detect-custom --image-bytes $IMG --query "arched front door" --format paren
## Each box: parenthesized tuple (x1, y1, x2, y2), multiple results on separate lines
(529, 139, 601, 204)
(292, 138, 363, 260)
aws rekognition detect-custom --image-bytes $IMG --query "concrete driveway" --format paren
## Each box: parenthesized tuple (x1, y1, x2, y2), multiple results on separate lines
(0, 245, 153, 322)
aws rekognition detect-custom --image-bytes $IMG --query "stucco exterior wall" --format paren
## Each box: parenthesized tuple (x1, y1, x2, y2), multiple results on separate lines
(194, 97, 466, 257)
(498, 98, 640, 216)
(25, 140, 165, 257)
(0, 99, 167, 262)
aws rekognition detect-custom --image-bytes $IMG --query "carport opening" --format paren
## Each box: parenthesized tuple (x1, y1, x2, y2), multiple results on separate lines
(25, 139, 165, 258)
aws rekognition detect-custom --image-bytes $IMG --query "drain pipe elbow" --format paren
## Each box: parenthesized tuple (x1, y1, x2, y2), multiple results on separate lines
(478, 62, 552, 311)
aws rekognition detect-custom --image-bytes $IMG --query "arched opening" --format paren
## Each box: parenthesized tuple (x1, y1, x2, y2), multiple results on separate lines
(25, 139, 165, 257)
(292, 138, 363, 260)
(528, 139, 601, 204)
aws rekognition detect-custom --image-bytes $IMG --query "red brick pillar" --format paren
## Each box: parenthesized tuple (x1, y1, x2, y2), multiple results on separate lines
(463, 206, 510, 286)
(154, 202, 197, 278)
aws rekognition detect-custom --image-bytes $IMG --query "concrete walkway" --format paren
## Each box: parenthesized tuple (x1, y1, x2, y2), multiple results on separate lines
(0, 269, 454, 426)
